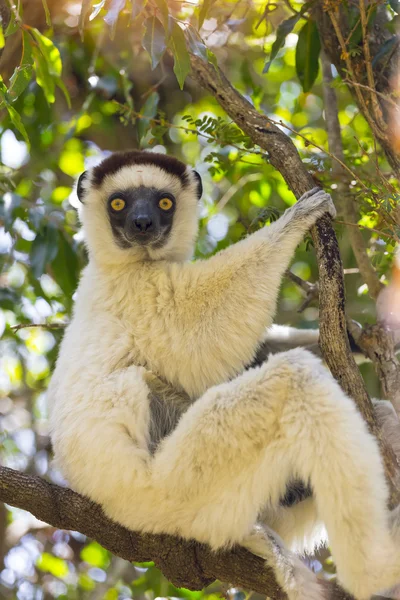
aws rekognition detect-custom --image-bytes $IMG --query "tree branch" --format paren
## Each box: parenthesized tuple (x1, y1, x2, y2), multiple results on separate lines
(320, 50, 383, 301)
(0, 466, 354, 600)
(189, 53, 400, 506)
(313, 3, 400, 175)
(348, 320, 400, 415)
(320, 51, 400, 418)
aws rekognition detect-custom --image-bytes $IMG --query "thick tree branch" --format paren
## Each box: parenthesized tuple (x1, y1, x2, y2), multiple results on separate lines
(0, 466, 354, 600)
(189, 53, 400, 505)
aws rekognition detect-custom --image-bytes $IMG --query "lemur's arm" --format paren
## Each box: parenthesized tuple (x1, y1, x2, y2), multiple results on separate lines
(157, 188, 335, 397)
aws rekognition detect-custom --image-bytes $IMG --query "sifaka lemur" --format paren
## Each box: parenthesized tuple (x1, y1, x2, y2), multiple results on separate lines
(48, 150, 400, 600)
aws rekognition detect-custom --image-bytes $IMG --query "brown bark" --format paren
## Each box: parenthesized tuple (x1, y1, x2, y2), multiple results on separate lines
(0, 466, 354, 600)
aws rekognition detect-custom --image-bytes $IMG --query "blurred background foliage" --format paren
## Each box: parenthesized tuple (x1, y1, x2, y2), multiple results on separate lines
(0, 0, 400, 598)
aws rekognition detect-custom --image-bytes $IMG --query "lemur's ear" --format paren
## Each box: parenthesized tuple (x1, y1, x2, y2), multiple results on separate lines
(192, 170, 203, 200)
(77, 171, 88, 203)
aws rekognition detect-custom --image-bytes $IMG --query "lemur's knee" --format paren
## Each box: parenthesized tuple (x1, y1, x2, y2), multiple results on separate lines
(262, 348, 332, 405)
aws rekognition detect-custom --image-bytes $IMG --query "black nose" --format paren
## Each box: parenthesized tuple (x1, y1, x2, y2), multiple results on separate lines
(134, 216, 153, 232)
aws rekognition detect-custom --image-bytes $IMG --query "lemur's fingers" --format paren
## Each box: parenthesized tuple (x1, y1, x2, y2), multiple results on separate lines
(298, 188, 337, 220)
(298, 187, 321, 202)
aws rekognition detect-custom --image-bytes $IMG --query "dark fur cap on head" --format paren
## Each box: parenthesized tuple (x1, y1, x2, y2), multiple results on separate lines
(92, 150, 190, 188)
(77, 150, 203, 203)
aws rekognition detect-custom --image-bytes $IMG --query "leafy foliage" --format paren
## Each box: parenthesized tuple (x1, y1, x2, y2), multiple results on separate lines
(295, 20, 321, 93)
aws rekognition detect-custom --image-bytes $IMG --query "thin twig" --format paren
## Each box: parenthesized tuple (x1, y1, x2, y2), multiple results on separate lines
(343, 79, 400, 112)
(216, 173, 263, 211)
(285, 270, 315, 293)
(267, 117, 369, 191)
(10, 322, 67, 332)
(328, 8, 376, 134)
(115, 102, 266, 158)
(335, 219, 399, 242)
(286, 270, 319, 312)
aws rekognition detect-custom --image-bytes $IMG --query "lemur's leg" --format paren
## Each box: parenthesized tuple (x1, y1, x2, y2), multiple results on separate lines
(242, 524, 324, 600)
(151, 349, 400, 600)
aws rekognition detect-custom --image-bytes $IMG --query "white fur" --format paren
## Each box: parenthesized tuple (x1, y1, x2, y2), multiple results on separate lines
(48, 174, 400, 600)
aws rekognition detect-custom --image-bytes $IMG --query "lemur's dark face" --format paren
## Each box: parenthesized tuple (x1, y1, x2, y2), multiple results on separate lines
(107, 185, 176, 249)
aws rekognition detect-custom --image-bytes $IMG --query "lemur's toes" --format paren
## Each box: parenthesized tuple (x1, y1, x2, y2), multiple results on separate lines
(298, 187, 321, 201)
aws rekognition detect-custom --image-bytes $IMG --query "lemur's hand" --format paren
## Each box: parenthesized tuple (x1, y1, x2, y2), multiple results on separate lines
(297, 187, 337, 220)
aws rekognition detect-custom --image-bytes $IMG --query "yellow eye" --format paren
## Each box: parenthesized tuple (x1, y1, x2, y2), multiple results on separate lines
(110, 198, 126, 211)
(159, 197, 173, 211)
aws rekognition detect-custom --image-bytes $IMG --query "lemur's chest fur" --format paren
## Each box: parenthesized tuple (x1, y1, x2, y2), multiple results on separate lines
(84, 263, 191, 390)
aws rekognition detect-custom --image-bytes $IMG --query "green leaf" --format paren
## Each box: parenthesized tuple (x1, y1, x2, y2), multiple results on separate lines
(79, 0, 93, 39)
(153, 0, 169, 31)
(5, 3, 23, 37)
(295, 20, 321, 93)
(168, 22, 190, 90)
(5, 19, 19, 37)
(29, 29, 62, 77)
(0, 28, 4, 50)
(131, 0, 146, 21)
(104, 0, 126, 39)
(185, 27, 207, 61)
(7, 31, 34, 103)
(263, 15, 299, 73)
(389, 0, 400, 12)
(29, 29, 70, 106)
(56, 78, 71, 108)
(41, 0, 51, 26)
(198, 0, 211, 29)
(138, 91, 159, 141)
(30, 225, 59, 278)
(32, 44, 55, 104)
(5, 102, 30, 146)
(51, 231, 79, 299)
(142, 16, 166, 69)
(206, 48, 218, 70)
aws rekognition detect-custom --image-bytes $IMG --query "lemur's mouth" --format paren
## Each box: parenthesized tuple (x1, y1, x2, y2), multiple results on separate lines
(121, 229, 164, 248)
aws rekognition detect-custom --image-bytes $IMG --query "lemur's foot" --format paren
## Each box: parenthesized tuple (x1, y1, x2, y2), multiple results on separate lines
(243, 526, 326, 600)
(298, 187, 336, 219)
